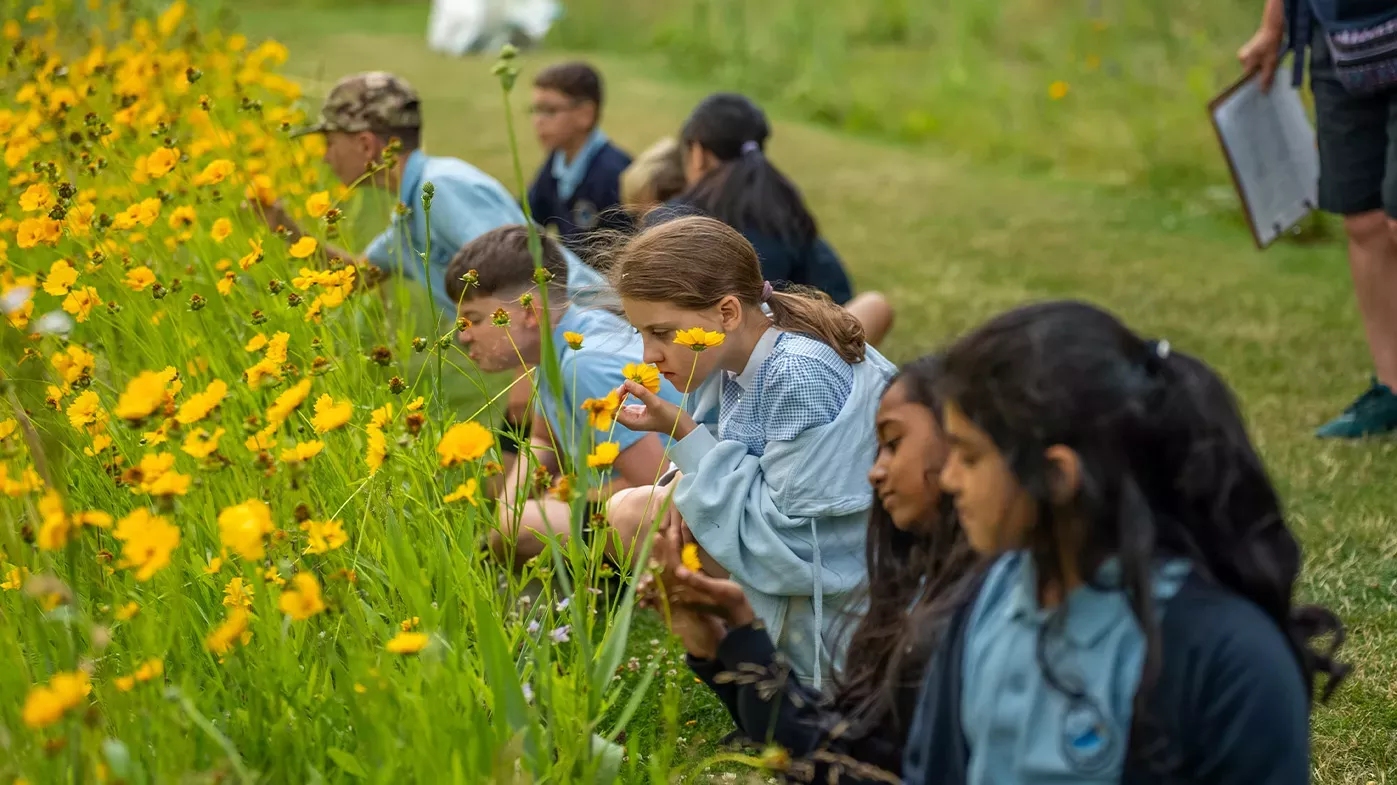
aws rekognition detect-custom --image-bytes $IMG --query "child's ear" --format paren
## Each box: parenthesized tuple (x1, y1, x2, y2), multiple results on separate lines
(717, 295, 743, 331)
(1043, 445, 1082, 506)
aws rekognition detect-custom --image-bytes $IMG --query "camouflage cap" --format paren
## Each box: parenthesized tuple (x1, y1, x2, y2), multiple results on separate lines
(292, 71, 422, 137)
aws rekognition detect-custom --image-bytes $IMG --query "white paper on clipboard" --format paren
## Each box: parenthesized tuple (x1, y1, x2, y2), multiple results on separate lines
(1209, 72, 1320, 249)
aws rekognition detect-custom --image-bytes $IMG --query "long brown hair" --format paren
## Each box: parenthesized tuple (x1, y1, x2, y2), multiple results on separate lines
(612, 215, 866, 363)
(832, 354, 980, 743)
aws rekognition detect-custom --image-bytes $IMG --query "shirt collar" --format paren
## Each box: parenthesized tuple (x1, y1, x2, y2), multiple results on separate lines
(551, 128, 609, 202)
(398, 149, 427, 211)
(730, 327, 782, 391)
(1005, 552, 1192, 648)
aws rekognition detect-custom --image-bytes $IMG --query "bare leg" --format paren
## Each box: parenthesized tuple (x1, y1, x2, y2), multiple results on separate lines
(1346, 213, 1397, 387)
(844, 291, 895, 347)
(602, 485, 675, 566)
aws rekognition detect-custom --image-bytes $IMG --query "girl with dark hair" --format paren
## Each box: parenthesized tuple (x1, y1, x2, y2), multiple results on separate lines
(901, 300, 1348, 785)
(675, 93, 896, 346)
(649, 355, 980, 784)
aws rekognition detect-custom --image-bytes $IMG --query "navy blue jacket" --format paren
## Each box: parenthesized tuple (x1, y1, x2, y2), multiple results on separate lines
(527, 141, 632, 251)
(902, 571, 1312, 785)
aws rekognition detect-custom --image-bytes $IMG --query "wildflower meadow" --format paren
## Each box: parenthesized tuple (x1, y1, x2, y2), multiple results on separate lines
(0, 2, 720, 782)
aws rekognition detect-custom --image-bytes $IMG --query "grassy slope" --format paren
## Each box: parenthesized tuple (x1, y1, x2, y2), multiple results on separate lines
(237, 4, 1397, 781)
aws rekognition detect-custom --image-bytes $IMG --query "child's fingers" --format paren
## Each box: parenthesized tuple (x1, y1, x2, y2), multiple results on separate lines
(673, 567, 745, 605)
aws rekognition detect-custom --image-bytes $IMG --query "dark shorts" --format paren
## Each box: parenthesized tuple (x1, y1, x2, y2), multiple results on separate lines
(1311, 31, 1397, 217)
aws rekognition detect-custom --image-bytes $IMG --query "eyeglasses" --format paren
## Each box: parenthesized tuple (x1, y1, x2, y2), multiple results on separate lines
(528, 101, 581, 118)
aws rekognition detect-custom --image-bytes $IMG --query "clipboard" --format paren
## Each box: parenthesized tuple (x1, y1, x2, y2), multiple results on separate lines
(1208, 69, 1320, 249)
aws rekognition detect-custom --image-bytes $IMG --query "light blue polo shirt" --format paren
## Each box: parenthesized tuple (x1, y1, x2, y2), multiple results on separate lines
(960, 552, 1191, 784)
(534, 305, 684, 470)
(364, 149, 609, 320)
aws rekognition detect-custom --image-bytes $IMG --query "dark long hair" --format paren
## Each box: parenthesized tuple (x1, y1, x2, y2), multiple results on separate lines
(678, 93, 819, 247)
(831, 355, 980, 741)
(932, 300, 1348, 761)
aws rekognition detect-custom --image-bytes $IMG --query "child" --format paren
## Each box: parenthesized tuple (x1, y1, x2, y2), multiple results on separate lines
(443, 225, 682, 565)
(605, 214, 897, 687)
(901, 301, 1348, 784)
(619, 137, 687, 220)
(527, 62, 632, 251)
(650, 354, 979, 783)
(673, 93, 895, 346)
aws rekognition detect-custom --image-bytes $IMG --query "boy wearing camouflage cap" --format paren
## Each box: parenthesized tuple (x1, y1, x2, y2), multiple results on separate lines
(261, 71, 608, 318)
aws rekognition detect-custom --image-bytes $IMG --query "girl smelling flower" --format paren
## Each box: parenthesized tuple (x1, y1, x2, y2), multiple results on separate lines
(605, 214, 896, 686)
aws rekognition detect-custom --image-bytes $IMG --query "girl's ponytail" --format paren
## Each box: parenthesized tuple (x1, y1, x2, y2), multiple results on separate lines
(767, 288, 865, 364)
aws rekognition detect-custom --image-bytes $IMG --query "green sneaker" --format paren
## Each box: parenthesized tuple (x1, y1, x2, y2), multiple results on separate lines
(1316, 380, 1397, 439)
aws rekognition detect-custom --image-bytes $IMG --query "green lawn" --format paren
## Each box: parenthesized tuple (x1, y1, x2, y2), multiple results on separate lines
(237, 3, 1397, 781)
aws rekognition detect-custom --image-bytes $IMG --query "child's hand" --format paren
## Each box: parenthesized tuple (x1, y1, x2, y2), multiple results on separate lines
(615, 379, 696, 439)
(670, 567, 756, 629)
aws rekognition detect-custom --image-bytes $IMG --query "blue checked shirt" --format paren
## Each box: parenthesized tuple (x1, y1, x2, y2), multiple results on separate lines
(718, 329, 853, 457)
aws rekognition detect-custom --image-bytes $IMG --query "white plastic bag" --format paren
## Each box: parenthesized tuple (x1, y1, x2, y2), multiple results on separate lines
(427, 0, 561, 56)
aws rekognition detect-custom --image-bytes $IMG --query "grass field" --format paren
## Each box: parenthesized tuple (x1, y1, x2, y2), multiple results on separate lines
(236, 2, 1397, 780)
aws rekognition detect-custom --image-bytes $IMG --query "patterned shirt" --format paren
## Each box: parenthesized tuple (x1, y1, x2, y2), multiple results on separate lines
(718, 329, 853, 457)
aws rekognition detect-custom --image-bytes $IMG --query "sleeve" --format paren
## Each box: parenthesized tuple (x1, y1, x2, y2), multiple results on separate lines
(689, 624, 905, 784)
(426, 181, 505, 255)
(1161, 594, 1311, 784)
(668, 359, 850, 595)
(364, 224, 401, 273)
(801, 238, 854, 306)
(561, 347, 649, 454)
(526, 165, 549, 225)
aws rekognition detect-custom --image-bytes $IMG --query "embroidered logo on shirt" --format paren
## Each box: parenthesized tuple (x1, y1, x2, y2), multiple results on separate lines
(1060, 697, 1115, 773)
(571, 199, 599, 230)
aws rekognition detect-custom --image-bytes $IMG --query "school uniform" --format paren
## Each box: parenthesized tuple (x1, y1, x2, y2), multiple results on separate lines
(364, 149, 610, 321)
(533, 304, 683, 470)
(902, 552, 1312, 785)
(669, 328, 896, 687)
(527, 128, 633, 251)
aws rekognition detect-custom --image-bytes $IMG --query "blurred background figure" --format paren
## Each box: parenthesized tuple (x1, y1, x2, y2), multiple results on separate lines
(428, 0, 559, 55)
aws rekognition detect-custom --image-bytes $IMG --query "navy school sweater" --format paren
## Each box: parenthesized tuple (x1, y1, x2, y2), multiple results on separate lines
(527, 141, 633, 251)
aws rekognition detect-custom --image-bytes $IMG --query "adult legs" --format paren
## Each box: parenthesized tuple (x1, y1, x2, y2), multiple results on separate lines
(1344, 211, 1397, 389)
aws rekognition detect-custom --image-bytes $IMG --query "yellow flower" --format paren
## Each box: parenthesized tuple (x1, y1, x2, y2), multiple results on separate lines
(205, 607, 251, 655)
(143, 146, 180, 178)
(288, 236, 318, 258)
(1048, 80, 1070, 100)
(279, 440, 324, 463)
(136, 452, 191, 497)
(300, 519, 347, 555)
(41, 259, 77, 296)
(115, 601, 140, 620)
(181, 427, 225, 458)
(84, 433, 113, 457)
(6, 297, 33, 330)
(278, 573, 326, 621)
(305, 191, 331, 218)
(622, 362, 662, 394)
(66, 390, 106, 430)
(124, 265, 157, 291)
(437, 421, 494, 467)
(580, 391, 621, 432)
(681, 543, 703, 573)
(0, 419, 16, 441)
(23, 671, 90, 729)
(443, 479, 479, 505)
(113, 508, 180, 581)
(401, 616, 420, 631)
(218, 499, 274, 561)
(369, 403, 394, 428)
(204, 556, 224, 575)
(266, 378, 313, 424)
(223, 577, 253, 608)
(52, 345, 96, 386)
(19, 183, 54, 212)
(310, 394, 353, 433)
(244, 425, 277, 451)
(238, 237, 264, 270)
(586, 441, 621, 468)
(176, 379, 227, 424)
(385, 631, 429, 654)
(62, 286, 101, 323)
(168, 205, 197, 229)
(115, 370, 169, 421)
(406, 396, 426, 412)
(244, 333, 269, 352)
(563, 331, 584, 350)
(211, 217, 233, 242)
(16, 216, 62, 248)
(193, 158, 235, 186)
(674, 327, 725, 351)
(2, 566, 29, 591)
(216, 272, 236, 296)
(365, 426, 387, 475)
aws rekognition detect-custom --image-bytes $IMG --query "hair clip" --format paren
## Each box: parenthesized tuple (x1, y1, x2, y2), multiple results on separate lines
(1153, 339, 1171, 360)
(740, 140, 761, 155)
